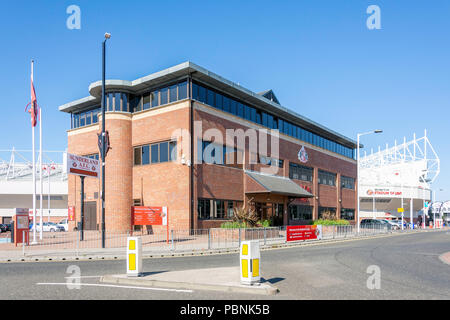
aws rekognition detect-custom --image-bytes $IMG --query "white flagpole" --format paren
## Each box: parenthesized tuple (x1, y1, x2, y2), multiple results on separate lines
(31, 60, 37, 244)
(39, 107, 43, 240)
(48, 164, 50, 222)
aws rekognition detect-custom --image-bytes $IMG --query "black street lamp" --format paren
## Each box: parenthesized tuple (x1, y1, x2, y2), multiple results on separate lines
(101, 32, 111, 249)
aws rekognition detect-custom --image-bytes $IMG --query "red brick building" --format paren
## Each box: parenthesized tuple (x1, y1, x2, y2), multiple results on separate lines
(59, 62, 358, 232)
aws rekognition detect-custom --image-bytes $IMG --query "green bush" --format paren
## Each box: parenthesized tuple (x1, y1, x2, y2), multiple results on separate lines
(220, 221, 248, 229)
(312, 219, 350, 226)
(220, 219, 272, 229)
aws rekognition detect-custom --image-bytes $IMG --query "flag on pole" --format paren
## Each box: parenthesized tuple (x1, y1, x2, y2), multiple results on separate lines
(25, 66, 39, 127)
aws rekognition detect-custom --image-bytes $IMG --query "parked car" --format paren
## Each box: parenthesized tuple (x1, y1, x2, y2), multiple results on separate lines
(360, 219, 392, 230)
(57, 219, 68, 232)
(0, 224, 6, 233)
(382, 219, 401, 230)
(5, 224, 11, 232)
(30, 222, 65, 232)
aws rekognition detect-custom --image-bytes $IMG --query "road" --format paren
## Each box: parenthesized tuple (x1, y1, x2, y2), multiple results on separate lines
(0, 231, 449, 300)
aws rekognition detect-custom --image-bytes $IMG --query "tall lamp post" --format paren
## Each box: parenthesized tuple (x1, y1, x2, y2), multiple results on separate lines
(101, 32, 111, 249)
(357, 129, 383, 233)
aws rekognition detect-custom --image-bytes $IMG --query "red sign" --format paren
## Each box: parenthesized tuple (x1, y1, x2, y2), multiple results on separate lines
(287, 225, 321, 242)
(68, 206, 75, 221)
(132, 206, 167, 226)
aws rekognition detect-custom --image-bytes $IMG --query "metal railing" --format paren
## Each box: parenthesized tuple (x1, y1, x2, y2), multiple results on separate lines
(0, 224, 436, 256)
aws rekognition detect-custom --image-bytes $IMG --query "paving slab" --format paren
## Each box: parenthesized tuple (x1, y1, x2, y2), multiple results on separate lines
(100, 266, 279, 295)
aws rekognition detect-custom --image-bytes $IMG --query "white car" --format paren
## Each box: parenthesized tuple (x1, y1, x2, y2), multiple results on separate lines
(57, 218, 69, 232)
(31, 222, 65, 232)
(381, 219, 400, 230)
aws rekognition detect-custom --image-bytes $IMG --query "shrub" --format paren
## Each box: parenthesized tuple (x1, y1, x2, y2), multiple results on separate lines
(220, 221, 247, 229)
(313, 219, 350, 226)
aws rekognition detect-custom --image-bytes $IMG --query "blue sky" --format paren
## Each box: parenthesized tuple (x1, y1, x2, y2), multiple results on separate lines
(0, 0, 449, 200)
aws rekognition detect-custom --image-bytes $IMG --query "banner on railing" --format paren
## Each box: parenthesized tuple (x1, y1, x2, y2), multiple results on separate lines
(286, 225, 322, 242)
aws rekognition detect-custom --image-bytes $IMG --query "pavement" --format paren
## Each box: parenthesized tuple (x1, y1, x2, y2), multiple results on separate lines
(0, 230, 449, 300)
(101, 267, 278, 295)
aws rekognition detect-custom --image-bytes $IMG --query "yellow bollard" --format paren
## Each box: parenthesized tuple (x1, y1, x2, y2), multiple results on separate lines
(240, 240, 261, 285)
(127, 237, 142, 277)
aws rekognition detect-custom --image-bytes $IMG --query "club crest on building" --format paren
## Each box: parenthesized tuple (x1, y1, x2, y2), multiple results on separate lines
(298, 146, 308, 163)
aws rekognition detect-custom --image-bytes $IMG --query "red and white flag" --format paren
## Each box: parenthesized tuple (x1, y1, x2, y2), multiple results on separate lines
(25, 64, 39, 127)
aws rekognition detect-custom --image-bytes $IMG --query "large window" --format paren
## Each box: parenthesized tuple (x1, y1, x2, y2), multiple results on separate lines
(290, 163, 313, 181)
(198, 140, 241, 168)
(289, 205, 313, 221)
(318, 170, 336, 186)
(191, 81, 355, 159)
(134, 140, 177, 166)
(198, 198, 243, 220)
(259, 155, 284, 168)
(319, 207, 337, 219)
(341, 176, 355, 190)
(341, 209, 355, 220)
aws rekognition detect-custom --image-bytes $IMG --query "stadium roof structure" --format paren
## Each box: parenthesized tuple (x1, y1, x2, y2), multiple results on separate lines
(359, 131, 440, 189)
(0, 148, 67, 182)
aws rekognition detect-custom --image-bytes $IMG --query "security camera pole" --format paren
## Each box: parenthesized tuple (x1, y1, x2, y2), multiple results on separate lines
(101, 33, 111, 249)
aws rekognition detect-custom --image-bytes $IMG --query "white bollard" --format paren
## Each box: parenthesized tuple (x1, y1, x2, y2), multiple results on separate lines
(127, 237, 142, 277)
(240, 240, 261, 286)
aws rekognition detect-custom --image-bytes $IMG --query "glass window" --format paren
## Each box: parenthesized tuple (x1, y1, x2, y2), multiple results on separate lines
(319, 207, 337, 219)
(290, 205, 313, 220)
(250, 107, 256, 123)
(341, 176, 355, 189)
(169, 84, 177, 103)
(85, 111, 92, 125)
(262, 112, 268, 127)
(230, 99, 237, 115)
(130, 95, 142, 112)
(215, 93, 223, 110)
(244, 105, 251, 120)
(198, 86, 206, 103)
(151, 144, 159, 163)
(143, 94, 151, 110)
(151, 91, 159, 108)
(160, 87, 168, 105)
(216, 200, 225, 219)
(107, 93, 114, 111)
(79, 113, 85, 126)
(159, 142, 168, 163)
(192, 83, 198, 100)
(341, 209, 355, 220)
(207, 89, 215, 106)
(318, 170, 336, 186)
(237, 103, 244, 117)
(223, 96, 230, 112)
(121, 93, 128, 112)
(178, 81, 187, 100)
(92, 109, 98, 123)
(289, 163, 313, 181)
(169, 141, 177, 161)
(142, 145, 150, 165)
(114, 93, 121, 111)
(134, 147, 142, 165)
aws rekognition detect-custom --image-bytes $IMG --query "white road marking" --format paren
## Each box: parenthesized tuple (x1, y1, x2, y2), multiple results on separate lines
(63, 276, 103, 279)
(36, 282, 193, 293)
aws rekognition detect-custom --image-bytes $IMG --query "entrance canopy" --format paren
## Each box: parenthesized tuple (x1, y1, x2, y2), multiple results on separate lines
(245, 171, 313, 198)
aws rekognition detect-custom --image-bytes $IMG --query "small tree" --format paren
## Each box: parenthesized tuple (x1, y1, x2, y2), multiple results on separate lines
(320, 210, 337, 220)
(232, 199, 259, 227)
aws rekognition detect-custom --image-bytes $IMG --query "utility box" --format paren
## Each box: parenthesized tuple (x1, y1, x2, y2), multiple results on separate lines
(127, 237, 142, 277)
(240, 240, 261, 285)
(13, 208, 29, 247)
